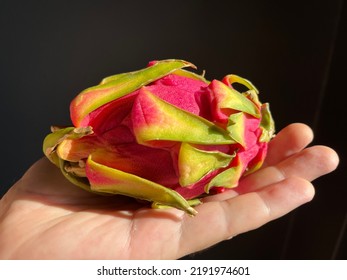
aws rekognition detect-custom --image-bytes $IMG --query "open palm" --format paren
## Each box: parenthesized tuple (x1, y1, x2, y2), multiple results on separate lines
(0, 123, 338, 259)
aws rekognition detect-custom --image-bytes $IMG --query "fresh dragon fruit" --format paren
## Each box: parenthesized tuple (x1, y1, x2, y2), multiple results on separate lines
(43, 59, 275, 215)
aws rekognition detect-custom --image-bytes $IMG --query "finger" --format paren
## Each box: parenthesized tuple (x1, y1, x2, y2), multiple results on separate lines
(237, 145, 339, 194)
(178, 176, 314, 257)
(201, 188, 239, 203)
(19, 157, 93, 197)
(19, 158, 143, 209)
(265, 123, 313, 166)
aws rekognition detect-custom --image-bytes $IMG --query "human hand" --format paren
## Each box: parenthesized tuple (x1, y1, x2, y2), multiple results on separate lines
(0, 123, 339, 259)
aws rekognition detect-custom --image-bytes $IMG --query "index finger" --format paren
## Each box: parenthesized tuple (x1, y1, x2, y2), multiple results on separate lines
(264, 123, 313, 166)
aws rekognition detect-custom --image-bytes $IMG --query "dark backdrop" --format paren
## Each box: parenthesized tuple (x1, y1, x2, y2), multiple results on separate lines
(1, 0, 346, 259)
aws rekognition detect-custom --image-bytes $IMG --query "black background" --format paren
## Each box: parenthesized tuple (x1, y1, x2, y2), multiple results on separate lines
(1, 0, 346, 259)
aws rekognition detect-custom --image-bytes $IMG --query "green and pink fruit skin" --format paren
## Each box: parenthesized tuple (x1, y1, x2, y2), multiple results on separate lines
(43, 59, 274, 215)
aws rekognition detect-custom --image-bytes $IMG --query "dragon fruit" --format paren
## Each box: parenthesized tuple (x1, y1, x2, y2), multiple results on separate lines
(43, 59, 274, 215)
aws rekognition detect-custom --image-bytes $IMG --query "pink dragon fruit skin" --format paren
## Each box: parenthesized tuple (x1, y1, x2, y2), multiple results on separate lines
(43, 59, 274, 215)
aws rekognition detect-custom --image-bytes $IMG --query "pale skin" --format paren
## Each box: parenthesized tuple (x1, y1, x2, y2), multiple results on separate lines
(0, 123, 339, 259)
